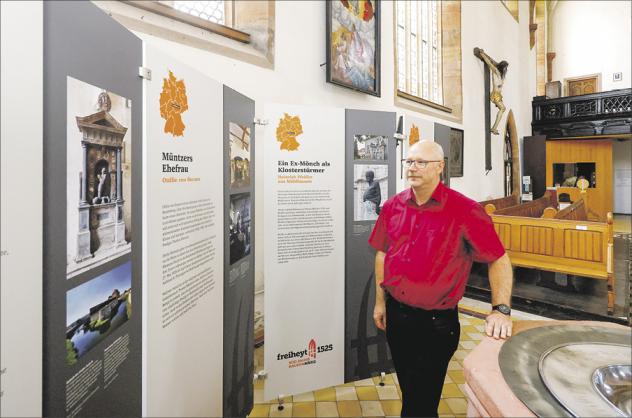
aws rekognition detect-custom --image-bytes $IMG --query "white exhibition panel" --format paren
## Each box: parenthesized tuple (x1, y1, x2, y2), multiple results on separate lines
(143, 44, 224, 417)
(0, 2, 43, 416)
(264, 104, 345, 400)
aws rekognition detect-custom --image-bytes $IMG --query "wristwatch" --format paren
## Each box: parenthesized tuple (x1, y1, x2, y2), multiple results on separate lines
(492, 304, 511, 316)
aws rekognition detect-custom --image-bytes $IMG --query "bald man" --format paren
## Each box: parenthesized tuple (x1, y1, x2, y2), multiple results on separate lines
(368, 140, 513, 417)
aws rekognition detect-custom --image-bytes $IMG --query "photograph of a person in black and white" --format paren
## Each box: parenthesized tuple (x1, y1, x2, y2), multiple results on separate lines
(354, 165, 388, 221)
(229, 193, 251, 265)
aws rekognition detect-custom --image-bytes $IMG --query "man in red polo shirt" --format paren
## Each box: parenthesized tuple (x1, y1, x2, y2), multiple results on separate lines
(369, 140, 513, 417)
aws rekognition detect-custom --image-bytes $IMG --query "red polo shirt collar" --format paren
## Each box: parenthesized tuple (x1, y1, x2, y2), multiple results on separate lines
(401, 182, 447, 208)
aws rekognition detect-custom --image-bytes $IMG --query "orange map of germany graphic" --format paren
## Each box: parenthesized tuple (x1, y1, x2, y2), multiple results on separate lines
(409, 124, 420, 146)
(276, 113, 303, 151)
(160, 70, 188, 137)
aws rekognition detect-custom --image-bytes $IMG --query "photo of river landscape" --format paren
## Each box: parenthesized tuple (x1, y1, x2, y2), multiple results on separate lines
(66, 261, 132, 365)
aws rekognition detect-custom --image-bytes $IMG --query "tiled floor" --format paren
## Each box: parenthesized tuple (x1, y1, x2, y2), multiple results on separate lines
(248, 309, 495, 418)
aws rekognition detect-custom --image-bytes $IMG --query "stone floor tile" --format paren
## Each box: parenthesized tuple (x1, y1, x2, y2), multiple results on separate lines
(315, 401, 339, 417)
(447, 370, 466, 384)
(376, 385, 400, 400)
(292, 402, 315, 417)
(248, 404, 269, 417)
(360, 400, 385, 417)
(459, 340, 478, 350)
(335, 386, 358, 401)
(268, 403, 293, 418)
(292, 391, 315, 402)
(356, 385, 379, 400)
(380, 400, 402, 416)
(314, 387, 337, 402)
(441, 383, 463, 398)
(445, 398, 468, 415)
(354, 377, 375, 387)
(337, 400, 362, 417)
(448, 360, 463, 370)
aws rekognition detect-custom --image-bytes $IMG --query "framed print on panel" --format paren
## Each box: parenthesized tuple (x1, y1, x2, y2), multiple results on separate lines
(326, 0, 381, 97)
(449, 128, 464, 178)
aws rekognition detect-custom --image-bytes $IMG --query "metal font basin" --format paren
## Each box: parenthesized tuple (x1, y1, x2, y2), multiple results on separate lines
(592, 365, 632, 417)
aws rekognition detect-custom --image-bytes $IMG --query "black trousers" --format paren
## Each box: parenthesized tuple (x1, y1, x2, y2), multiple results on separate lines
(385, 294, 460, 418)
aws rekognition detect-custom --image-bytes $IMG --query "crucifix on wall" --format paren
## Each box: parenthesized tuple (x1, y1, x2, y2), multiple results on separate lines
(474, 47, 509, 171)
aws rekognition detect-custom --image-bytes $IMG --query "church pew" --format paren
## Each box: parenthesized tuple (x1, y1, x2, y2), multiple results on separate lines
(479, 194, 520, 215)
(554, 197, 588, 221)
(493, 190, 557, 218)
(489, 211, 615, 314)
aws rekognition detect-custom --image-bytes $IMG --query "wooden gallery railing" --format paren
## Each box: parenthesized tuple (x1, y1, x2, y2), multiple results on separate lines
(481, 192, 615, 314)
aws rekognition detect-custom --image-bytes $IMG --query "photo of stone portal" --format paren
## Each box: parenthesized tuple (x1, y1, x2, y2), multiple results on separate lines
(229, 122, 251, 189)
(66, 77, 132, 279)
(354, 164, 388, 221)
(354, 134, 388, 161)
(66, 261, 132, 365)
(229, 193, 252, 265)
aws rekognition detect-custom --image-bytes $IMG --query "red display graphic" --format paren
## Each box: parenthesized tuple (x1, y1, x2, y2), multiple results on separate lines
(308, 339, 317, 359)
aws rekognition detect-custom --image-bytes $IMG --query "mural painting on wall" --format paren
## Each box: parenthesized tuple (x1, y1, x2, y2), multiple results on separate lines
(229, 122, 251, 189)
(66, 77, 132, 279)
(449, 128, 464, 178)
(354, 164, 388, 221)
(326, 0, 381, 96)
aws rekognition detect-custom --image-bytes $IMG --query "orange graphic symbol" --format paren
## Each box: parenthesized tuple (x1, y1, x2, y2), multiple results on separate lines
(308, 339, 317, 359)
(160, 70, 189, 137)
(276, 113, 303, 151)
(409, 124, 420, 146)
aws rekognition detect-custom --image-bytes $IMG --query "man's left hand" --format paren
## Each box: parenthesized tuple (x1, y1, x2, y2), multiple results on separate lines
(485, 311, 512, 339)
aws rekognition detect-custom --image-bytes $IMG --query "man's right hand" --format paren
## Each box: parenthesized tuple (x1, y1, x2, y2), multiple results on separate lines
(373, 302, 386, 331)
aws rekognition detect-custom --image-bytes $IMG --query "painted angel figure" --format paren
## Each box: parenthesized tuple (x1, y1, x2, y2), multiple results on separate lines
(474, 47, 509, 135)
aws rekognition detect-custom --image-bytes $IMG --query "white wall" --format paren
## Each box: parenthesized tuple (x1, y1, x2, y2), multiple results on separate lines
(98, 0, 535, 298)
(0, 2, 43, 416)
(0, 3, 539, 388)
(549, 0, 632, 91)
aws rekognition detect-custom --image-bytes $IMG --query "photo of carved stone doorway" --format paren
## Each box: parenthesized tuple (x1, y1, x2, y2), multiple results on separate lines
(66, 77, 132, 279)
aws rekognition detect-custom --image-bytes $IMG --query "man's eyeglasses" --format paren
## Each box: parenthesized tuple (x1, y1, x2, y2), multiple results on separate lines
(402, 159, 442, 169)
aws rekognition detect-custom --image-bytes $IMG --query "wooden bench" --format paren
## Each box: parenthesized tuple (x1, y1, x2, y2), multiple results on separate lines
(554, 197, 588, 221)
(479, 194, 520, 215)
(494, 190, 558, 218)
(481, 194, 615, 314)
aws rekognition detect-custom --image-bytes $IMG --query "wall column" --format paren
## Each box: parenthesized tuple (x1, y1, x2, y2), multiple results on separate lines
(81, 142, 88, 204)
(116, 147, 122, 201)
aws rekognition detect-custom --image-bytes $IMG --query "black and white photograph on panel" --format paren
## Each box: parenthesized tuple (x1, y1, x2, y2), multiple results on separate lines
(353, 134, 388, 161)
(66, 261, 132, 365)
(353, 164, 388, 221)
(229, 193, 252, 265)
(229, 122, 251, 189)
(67, 76, 132, 279)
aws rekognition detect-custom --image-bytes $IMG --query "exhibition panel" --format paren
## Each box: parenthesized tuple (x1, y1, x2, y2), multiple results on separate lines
(0, 1, 43, 416)
(143, 45, 224, 417)
(223, 86, 256, 417)
(263, 104, 346, 400)
(344, 109, 397, 383)
(43, 1, 143, 416)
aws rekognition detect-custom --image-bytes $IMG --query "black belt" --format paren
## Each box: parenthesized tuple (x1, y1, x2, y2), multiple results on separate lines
(385, 291, 457, 318)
